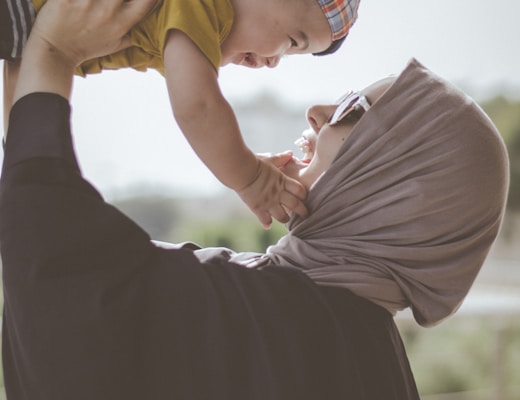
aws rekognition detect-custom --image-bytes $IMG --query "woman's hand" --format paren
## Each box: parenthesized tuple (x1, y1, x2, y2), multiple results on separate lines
(12, 0, 156, 104)
(31, 0, 156, 67)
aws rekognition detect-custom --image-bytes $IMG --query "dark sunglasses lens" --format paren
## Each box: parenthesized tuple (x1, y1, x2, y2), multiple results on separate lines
(330, 96, 358, 124)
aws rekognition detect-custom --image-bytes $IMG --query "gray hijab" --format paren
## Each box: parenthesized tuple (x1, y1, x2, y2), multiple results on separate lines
(258, 59, 509, 326)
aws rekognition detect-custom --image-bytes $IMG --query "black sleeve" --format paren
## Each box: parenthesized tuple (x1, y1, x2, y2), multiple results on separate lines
(0, 93, 158, 399)
(1, 93, 155, 273)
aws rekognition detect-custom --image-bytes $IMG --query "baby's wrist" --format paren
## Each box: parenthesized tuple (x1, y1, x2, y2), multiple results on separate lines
(232, 157, 261, 192)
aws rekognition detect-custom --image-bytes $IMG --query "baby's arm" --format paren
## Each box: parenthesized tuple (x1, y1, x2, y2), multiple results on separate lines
(163, 31, 308, 227)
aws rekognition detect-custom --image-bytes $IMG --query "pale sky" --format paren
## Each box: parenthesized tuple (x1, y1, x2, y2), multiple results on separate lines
(1, 0, 519, 197)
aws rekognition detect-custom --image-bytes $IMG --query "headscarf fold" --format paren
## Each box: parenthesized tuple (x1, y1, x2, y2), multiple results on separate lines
(262, 59, 509, 326)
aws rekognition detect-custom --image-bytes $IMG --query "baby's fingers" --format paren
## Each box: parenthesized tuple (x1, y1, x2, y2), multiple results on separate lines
(284, 176, 308, 203)
(268, 203, 291, 225)
(254, 210, 273, 230)
(280, 190, 308, 219)
(265, 151, 294, 168)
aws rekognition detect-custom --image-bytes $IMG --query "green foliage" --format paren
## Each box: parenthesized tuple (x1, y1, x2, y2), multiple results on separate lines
(480, 96, 520, 145)
(399, 318, 520, 398)
(505, 324, 520, 392)
(177, 217, 287, 253)
(480, 97, 520, 211)
(504, 125, 520, 210)
(112, 195, 287, 252)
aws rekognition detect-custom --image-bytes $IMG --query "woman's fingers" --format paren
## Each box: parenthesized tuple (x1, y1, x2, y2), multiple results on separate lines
(109, 0, 158, 52)
(120, 0, 157, 28)
(32, 0, 156, 65)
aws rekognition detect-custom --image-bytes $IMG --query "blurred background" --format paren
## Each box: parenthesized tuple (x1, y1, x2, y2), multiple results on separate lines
(1, 0, 519, 398)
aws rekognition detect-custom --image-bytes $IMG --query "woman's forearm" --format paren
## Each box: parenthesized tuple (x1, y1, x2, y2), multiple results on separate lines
(13, 35, 75, 105)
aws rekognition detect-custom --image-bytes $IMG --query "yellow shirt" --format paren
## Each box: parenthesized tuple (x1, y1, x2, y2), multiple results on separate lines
(32, 0, 234, 75)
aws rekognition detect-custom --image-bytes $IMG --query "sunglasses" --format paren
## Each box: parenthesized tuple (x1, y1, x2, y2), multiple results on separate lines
(329, 90, 371, 125)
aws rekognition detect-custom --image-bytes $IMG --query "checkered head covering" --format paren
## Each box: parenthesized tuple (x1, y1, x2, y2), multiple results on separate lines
(316, 0, 360, 41)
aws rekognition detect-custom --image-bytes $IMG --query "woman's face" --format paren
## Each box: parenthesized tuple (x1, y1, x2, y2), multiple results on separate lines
(308, 110, 355, 163)
(282, 77, 395, 189)
(281, 108, 357, 190)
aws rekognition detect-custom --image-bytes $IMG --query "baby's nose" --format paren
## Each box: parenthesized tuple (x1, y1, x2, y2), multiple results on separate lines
(265, 55, 281, 68)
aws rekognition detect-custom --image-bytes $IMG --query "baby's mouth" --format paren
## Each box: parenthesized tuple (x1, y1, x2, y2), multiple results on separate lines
(295, 128, 317, 163)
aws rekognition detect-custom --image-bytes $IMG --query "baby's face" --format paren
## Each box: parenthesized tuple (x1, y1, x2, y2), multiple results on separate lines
(221, 0, 331, 68)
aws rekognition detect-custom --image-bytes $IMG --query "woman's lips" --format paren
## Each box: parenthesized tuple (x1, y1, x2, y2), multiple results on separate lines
(295, 128, 317, 163)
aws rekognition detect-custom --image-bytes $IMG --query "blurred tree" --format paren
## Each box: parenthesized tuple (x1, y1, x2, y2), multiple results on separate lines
(481, 97, 520, 210)
(505, 127, 520, 211)
(180, 218, 286, 253)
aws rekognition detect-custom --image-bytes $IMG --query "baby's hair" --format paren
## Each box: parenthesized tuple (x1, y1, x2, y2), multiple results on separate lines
(313, 37, 346, 56)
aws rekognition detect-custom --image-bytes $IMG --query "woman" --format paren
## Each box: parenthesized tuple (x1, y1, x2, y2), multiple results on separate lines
(0, 1, 507, 399)
(195, 58, 509, 328)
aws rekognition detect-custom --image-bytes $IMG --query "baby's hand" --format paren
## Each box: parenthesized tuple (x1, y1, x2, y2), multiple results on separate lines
(279, 155, 308, 179)
(236, 152, 308, 228)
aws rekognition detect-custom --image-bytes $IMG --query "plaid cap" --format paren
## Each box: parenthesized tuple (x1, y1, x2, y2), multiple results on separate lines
(316, 0, 360, 41)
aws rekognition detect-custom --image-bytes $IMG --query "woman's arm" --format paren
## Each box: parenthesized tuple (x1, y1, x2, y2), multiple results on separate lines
(0, 3, 161, 398)
(1, 0, 161, 294)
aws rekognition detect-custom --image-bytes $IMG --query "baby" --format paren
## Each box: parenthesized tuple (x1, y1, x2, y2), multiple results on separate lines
(1, 0, 361, 227)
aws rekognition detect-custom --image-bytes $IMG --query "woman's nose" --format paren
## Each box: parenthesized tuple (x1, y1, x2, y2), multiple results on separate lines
(306, 105, 335, 133)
